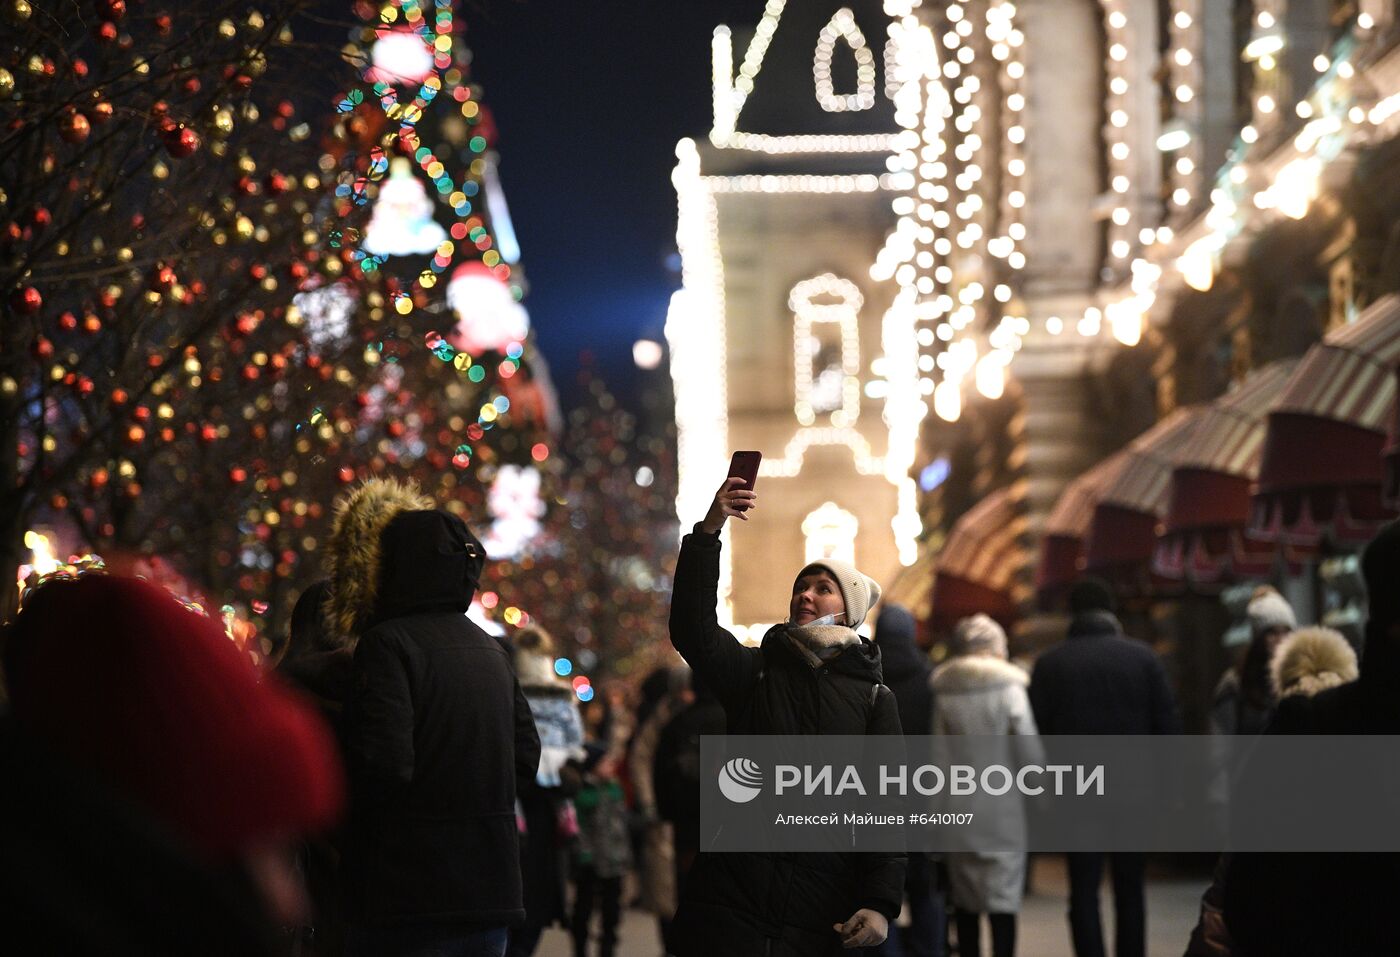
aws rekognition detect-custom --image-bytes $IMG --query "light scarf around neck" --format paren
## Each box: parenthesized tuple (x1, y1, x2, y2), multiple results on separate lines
(783, 622, 861, 668)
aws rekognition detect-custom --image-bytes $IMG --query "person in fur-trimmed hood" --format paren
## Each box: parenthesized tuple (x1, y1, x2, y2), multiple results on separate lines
(1183, 625, 1357, 957)
(1268, 625, 1358, 700)
(667, 477, 906, 957)
(1222, 521, 1400, 956)
(326, 478, 541, 957)
(932, 614, 1039, 957)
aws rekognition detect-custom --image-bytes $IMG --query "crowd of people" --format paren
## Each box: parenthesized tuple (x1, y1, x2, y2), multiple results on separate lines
(2, 473, 1399, 956)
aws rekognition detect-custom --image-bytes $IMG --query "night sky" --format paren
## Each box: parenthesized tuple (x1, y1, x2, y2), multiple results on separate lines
(466, 0, 762, 407)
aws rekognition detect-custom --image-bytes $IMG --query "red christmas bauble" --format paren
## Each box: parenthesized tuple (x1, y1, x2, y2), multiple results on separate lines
(148, 263, 176, 292)
(59, 110, 90, 144)
(162, 124, 199, 158)
(86, 100, 113, 125)
(96, 0, 125, 21)
(11, 286, 41, 314)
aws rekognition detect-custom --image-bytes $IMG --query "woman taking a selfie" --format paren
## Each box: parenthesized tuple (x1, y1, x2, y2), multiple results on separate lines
(666, 475, 906, 955)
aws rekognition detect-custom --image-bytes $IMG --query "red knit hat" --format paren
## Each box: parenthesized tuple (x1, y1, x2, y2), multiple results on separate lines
(3, 575, 344, 860)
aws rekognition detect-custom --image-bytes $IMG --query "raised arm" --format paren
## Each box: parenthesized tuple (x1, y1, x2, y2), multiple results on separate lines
(668, 479, 762, 708)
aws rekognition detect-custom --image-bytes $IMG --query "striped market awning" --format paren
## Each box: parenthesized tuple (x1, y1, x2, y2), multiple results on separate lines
(1252, 295, 1400, 548)
(1082, 407, 1210, 588)
(1154, 361, 1298, 584)
(931, 488, 1025, 633)
(1036, 453, 1130, 605)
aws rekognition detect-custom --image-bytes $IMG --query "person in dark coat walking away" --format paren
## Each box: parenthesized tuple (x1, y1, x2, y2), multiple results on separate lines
(275, 578, 355, 957)
(1, 572, 344, 956)
(668, 477, 907, 956)
(327, 478, 542, 957)
(652, 666, 727, 953)
(1221, 521, 1400, 956)
(570, 703, 634, 957)
(872, 603, 946, 957)
(1029, 578, 1180, 957)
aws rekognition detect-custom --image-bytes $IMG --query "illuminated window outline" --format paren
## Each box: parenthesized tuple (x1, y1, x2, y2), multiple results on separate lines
(791, 274, 863, 428)
(803, 501, 860, 565)
(814, 8, 878, 113)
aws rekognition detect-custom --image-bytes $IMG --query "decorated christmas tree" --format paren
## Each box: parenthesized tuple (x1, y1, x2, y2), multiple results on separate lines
(1, 0, 558, 655)
(0, 0, 377, 631)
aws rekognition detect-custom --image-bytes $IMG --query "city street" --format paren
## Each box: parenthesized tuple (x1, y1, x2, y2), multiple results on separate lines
(540, 856, 1206, 956)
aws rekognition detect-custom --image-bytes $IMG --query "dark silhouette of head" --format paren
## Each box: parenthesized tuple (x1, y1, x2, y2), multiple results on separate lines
(1068, 577, 1116, 617)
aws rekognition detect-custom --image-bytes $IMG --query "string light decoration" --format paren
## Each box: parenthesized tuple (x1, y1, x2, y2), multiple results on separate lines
(1090, 13, 1382, 348)
(0, 0, 559, 637)
(1164, 0, 1204, 217)
(803, 502, 860, 564)
(1245, 4, 1287, 136)
(790, 275, 864, 427)
(871, 0, 1028, 423)
(667, 140, 731, 535)
(329, 0, 525, 342)
(326, 0, 550, 476)
(709, 1, 895, 153)
(721, 132, 899, 154)
(814, 8, 878, 113)
(759, 428, 884, 478)
(672, 5, 939, 619)
(1098, 0, 1153, 277)
(705, 173, 893, 193)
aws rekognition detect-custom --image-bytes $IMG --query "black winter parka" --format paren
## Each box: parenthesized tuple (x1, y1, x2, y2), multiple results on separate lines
(667, 528, 906, 957)
(342, 510, 541, 928)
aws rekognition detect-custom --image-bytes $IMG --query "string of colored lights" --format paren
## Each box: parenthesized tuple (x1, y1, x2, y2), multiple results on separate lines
(331, 1, 516, 307)
(322, 0, 531, 455)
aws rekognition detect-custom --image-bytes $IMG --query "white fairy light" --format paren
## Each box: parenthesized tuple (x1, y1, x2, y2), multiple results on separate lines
(814, 8, 878, 113)
(790, 274, 864, 426)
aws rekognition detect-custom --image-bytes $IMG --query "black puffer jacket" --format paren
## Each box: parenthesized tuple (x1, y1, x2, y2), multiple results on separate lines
(667, 528, 906, 957)
(341, 509, 541, 927)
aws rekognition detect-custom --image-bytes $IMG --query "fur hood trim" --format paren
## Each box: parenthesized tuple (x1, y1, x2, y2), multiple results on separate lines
(931, 654, 1028, 694)
(324, 477, 434, 644)
(1271, 626, 1358, 700)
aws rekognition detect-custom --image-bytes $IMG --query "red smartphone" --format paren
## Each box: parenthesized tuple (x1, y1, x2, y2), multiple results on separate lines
(728, 450, 762, 496)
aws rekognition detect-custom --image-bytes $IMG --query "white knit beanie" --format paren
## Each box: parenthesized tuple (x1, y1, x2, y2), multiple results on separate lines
(1247, 587, 1297, 635)
(951, 613, 1008, 659)
(798, 558, 882, 630)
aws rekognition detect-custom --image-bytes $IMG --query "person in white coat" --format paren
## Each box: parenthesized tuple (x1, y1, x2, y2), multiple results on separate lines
(931, 614, 1039, 957)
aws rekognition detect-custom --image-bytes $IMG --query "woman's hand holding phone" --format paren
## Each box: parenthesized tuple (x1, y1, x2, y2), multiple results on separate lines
(700, 477, 758, 535)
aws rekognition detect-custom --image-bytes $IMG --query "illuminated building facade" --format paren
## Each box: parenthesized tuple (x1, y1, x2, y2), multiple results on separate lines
(671, 0, 1400, 652)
